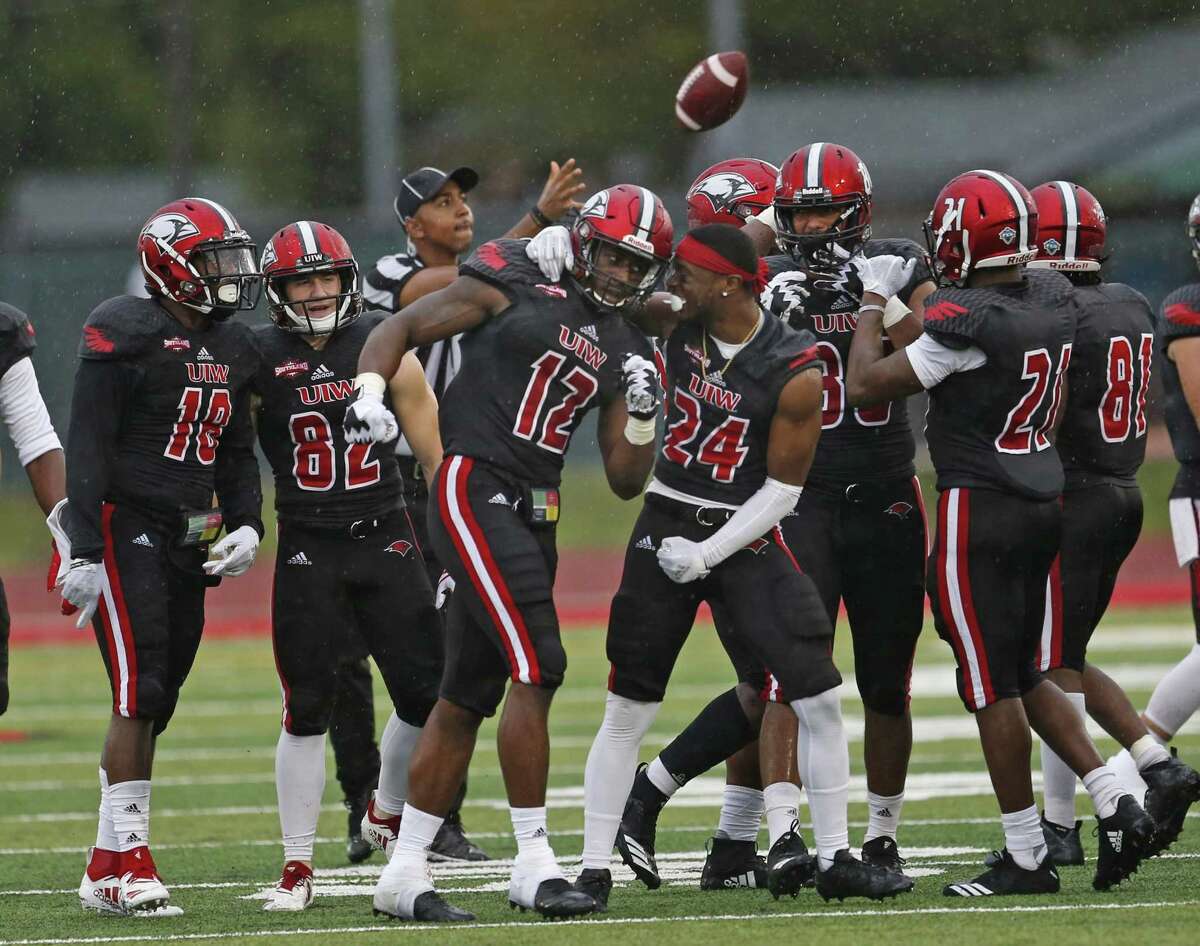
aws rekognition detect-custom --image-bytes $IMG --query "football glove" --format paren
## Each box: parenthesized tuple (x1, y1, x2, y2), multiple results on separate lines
(202, 525, 260, 578)
(344, 390, 399, 445)
(657, 536, 710, 584)
(45, 497, 72, 591)
(621, 353, 661, 420)
(61, 559, 102, 629)
(524, 225, 573, 281)
(852, 254, 916, 300)
(435, 571, 455, 610)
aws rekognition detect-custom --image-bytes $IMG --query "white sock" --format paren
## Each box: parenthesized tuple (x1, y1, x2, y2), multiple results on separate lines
(375, 806, 438, 914)
(1041, 691, 1086, 828)
(763, 781, 802, 846)
(377, 713, 422, 816)
(646, 757, 681, 799)
(1083, 766, 1125, 819)
(715, 786, 763, 842)
(511, 806, 559, 875)
(388, 805, 442, 863)
(864, 791, 904, 844)
(581, 693, 661, 870)
(109, 780, 151, 852)
(275, 730, 326, 863)
(1144, 643, 1200, 738)
(1001, 804, 1047, 870)
(1106, 748, 1148, 803)
(1131, 734, 1171, 771)
(792, 687, 850, 870)
(95, 767, 118, 851)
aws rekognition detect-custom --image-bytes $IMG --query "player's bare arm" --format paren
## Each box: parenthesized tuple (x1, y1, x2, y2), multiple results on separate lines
(766, 367, 824, 486)
(846, 291, 925, 406)
(883, 279, 936, 348)
(389, 350, 443, 488)
(596, 398, 655, 500)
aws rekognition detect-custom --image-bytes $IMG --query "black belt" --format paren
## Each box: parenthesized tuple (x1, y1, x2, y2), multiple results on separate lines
(809, 478, 913, 505)
(647, 492, 736, 527)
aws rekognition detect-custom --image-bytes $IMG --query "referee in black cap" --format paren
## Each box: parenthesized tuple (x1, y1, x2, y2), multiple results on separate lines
(331, 159, 585, 864)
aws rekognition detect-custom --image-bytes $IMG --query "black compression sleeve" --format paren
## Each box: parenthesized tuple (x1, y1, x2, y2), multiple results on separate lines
(214, 389, 264, 539)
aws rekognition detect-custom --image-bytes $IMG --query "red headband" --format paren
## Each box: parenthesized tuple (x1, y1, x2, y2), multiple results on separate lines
(674, 233, 769, 294)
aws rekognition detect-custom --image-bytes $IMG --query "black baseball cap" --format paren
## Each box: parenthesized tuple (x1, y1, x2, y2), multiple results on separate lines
(393, 166, 480, 224)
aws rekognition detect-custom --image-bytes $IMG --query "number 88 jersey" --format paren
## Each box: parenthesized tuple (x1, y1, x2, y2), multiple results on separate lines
(252, 312, 402, 527)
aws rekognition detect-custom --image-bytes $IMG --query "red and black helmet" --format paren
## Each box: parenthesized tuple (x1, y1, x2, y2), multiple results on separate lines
(1028, 181, 1106, 273)
(137, 197, 260, 317)
(261, 221, 362, 335)
(923, 170, 1039, 287)
(1188, 193, 1200, 270)
(774, 142, 872, 264)
(686, 158, 779, 229)
(570, 185, 674, 310)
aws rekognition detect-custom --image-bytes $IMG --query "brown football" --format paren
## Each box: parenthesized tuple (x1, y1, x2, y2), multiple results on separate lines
(675, 51, 749, 132)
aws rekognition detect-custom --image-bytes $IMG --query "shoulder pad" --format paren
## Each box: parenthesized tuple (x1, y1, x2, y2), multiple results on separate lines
(865, 238, 933, 303)
(77, 295, 160, 361)
(1093, 281, 1153, 316)
(921, 287, 986, 350)
(1023, 267, 1074, 305)
(0, 301, 36, 375)
(357, 309, 388, 333)
(460, 239, 544, 293)
(1161, 283, 1200, 340)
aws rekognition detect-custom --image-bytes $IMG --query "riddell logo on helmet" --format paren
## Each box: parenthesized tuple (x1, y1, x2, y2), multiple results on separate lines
(1051, 260, 1092, 271)
(620, 234, 655, 255)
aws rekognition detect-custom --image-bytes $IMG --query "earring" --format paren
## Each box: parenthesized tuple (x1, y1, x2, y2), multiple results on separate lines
(721, 291, 729, 297)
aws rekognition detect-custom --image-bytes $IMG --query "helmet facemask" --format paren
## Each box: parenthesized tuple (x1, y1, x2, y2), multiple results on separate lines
(268, 263, 362, 336)
(179, 237, 262, 317)
(572, 232, 664, 310)
(776, 194, 870, 267)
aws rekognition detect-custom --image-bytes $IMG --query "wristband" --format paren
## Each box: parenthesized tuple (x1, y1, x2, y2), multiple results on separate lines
(623, 415, 657, 445)
(530, 205, 553, 228)
(858, 304, 885, 316)
(882, 295, 912, 329)
(353, 372, 387, 399)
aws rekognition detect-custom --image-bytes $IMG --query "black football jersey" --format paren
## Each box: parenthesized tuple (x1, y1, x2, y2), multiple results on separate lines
(65, 295, 261, 559)
(1055, 282, 1154, 489)
(1159, 282, 1200, 491)
(252, 313, 403, 527)
(440, 239, 653, 486)
(759, 238, 930, 489)
(0, 302, 36, 379)
(653, 313, 819, 506)
(922, 268, 1077, 501)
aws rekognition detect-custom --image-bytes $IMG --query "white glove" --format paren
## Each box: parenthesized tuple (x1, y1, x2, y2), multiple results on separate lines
(435, 571, 455, 610)
(343, 391, 399, 445)
(46, 498, 72, 589)
(202, 525, 260, 578)
(657, 536, 710, 584)
(524, 226, 573, 281)
(61, 559, 102, 629)
(621, 353, 661, 419)
(852, 254, 916, 300)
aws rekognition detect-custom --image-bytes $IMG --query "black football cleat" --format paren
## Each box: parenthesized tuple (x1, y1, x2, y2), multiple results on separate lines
(345, 790, 373, 864)
(429, 812, 490, 862)
(615, 795, 661, 890)
(984, 815, 1084, 868)
(373, 889, 476, 923)
(860, 836, 909, 874)
(510, 878, 597, 919)
(817, 848, 914, 901)
(700, 837, 767, 890)
(573, 867, 612, 912)
(943, 849, 1059, 897)
(1093, 794, 1156, 891)
(766, 823, 815, 899)
(1142, 748, 1200, 855)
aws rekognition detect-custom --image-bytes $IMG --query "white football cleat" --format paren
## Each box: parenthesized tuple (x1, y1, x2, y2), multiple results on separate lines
(373, 854, 435, 919)
(361, 794, 402, 857)
(118, 846, 173, 914)
(262, 861, 314, 912)
(79, 847, 124, 915)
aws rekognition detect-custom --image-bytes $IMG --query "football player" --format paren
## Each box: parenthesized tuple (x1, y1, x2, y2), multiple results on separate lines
(685, 158, 779, 230)
(347, 185, 669, 921)
(0, 302, 65, 715)
(575, 223, 914, 909)
(62, 198, 264, 916)
(339, 160, 585, 863)
(615, 144, 933, 891)
(1108, 191, 1200, 847)
(1018, 182, 1200, 864)
(847, 169, 1156, 896)
(251, 222, 446, 912)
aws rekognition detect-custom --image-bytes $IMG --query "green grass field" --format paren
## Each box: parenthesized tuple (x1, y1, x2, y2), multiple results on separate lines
(1, 606, 1198, 945)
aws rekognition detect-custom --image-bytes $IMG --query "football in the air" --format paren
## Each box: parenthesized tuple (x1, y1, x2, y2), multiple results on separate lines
(674, 51, 749, 132)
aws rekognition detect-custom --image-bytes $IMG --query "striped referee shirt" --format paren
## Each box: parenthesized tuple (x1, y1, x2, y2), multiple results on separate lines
(364, 249, 462, 459)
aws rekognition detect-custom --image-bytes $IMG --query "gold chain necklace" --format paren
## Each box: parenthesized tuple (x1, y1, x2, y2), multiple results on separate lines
(701, 317, 761, 379)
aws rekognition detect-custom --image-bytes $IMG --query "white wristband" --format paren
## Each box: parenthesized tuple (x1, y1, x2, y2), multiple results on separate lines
(353, 371, 387, 399)
(882, 295, 911, 329)
(624, 415, 657, 445)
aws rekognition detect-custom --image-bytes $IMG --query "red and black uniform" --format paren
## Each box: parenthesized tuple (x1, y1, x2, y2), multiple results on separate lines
(64, 295, 262, 732)
(432, 239, 653, 716)
(1040, 281, 1154, 672)
(607, 314, 839, 704)
(1160, 282, 1200, 640)
(741, 238, 930, 715)
(252, 312, 442, 736)
(922, 269, 1077, 711)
